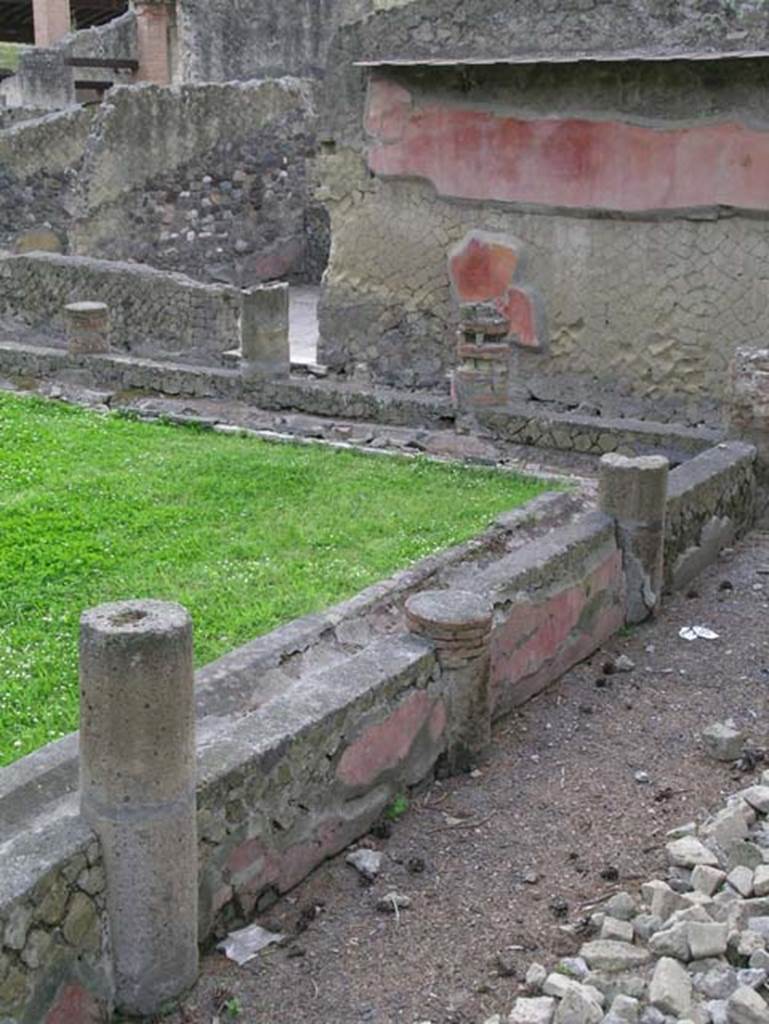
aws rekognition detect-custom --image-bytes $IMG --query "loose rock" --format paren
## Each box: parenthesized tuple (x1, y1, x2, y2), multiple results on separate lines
(726, 986, 769, 1024)
(346, 849, 384, 882)
(703, 724, 746, 763)
(649, 957, 693, 1018)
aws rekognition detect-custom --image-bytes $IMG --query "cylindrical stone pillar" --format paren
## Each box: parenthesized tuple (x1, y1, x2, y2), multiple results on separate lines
(726, 347, 769, 481)
(599, 453, 669, 625)
(65, 301, 110, 355)
(79, 600, 198, 1018)
(406, 589, 493, 774)
(241, 281, 290, 382)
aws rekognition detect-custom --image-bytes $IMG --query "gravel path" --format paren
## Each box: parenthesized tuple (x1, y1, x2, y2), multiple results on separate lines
(165, 527, 769, 1024)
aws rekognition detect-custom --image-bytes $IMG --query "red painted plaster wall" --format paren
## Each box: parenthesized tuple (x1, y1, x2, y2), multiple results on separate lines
(367, 76, 769, 213)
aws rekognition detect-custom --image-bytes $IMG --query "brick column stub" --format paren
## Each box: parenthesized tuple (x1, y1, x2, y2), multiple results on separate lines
(599, 453, 669, 625)
(134, 0, 173, 85)
(406, 589, 493, 773)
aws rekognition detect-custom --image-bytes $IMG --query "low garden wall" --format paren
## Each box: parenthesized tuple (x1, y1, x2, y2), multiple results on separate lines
(664, 441, 758, 590)
(0, 416, 759, 1022)
(0, 254, 242, 365)
(0, 337, 724, 457)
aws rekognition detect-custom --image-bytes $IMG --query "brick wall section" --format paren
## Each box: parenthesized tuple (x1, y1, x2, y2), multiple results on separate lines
(0, 254, 242, 366)
(32, 0, 70, 48)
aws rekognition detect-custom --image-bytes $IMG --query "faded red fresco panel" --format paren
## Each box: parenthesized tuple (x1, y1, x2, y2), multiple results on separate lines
(336, 690, 440, 790)
(490, 548, 624, 710)
(449, 232, 543, 348)
(501, 287, 538, 348)
(449, 236, 520, 301)
(367, 76, 769, 212)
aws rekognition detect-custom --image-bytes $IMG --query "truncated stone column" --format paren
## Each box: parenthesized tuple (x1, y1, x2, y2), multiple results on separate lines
(406, 590, 493, 773)
(453, 302, 512, 413)
(599, 454, 669, 624)
(65, 302, 110, 355)
(726, 347, 769, 480)
(241, 282, 290, 381)
(79, 600, 198, 1018)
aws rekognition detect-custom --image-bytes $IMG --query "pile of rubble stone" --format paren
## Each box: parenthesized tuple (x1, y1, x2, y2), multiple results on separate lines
(494, 772, 769, 1024)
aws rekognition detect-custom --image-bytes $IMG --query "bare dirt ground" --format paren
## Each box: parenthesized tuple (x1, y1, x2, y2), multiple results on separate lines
(164, 525, 769, 1024)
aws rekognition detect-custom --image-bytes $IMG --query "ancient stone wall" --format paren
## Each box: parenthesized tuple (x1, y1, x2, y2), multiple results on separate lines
(0, 12, 137, 110)
(318, 57, 769, 412)
(0, 254, 242, 365)
(664, 441, 758, 590)
(176, 0, 367, 83)
(0, 79, 327, 286)
(0, 431, 760, 1020)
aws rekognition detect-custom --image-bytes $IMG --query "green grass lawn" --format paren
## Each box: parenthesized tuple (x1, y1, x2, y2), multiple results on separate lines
(0, 43, 24, 72)
(0, 393, 550, 765)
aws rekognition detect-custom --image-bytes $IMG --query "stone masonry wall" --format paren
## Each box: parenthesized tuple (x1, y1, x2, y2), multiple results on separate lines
(0, 439, 759, 1021)
(318, 58, 769, 414)
(176, 0, 368, 83)
(0, 79, 326, 286)
(0, 253, 243, 365)
(664, 441, 758, 591)
(0, 804, 110, 1024)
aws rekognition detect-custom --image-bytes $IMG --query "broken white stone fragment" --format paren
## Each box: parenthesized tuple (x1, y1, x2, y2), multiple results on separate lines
(346, 848, 383, 881)
(692, 864, 727, 897)
(667, 837, 720, 869)
(741, 787, 769, 815)
(649, 957, 692, 1018)
(729, 866, 755, 898)
(687, 921, 729, 959)
(579, 941, 650, 972)
(726, 986, 769, 1024)
(602, 917, 635, 943)
(554, 986, 603, 1024)
(753, 866, 769, 898)
(508, 996, 557, 1024)
(649, 923, 690, 961)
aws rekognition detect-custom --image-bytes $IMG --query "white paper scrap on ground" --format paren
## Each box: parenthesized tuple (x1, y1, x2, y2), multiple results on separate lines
(679, 626, 720, 641)
(217, 924, 284, 966)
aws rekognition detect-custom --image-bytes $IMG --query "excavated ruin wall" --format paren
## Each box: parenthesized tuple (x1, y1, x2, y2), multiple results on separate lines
(0, 79, 327, 286)
(0, 440, 759, 1023)
(317, 2, 769, 415)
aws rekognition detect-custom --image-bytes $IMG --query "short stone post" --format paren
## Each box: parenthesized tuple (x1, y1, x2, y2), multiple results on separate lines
(599, 453, 669, 625)
(241, 282, 290, 382)
(65, 302, 110, 355)
(405, 590, 493, 774)
(726, 347, 769, 481)
(79, 600, 198, 1018)
(453, 302, 512, 413)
